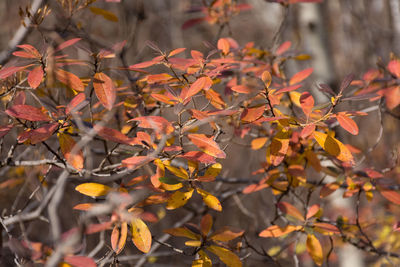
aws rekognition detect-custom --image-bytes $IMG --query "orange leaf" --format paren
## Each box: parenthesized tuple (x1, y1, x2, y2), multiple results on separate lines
(64, 256, 96, 267)
(183, 76, 213, 100)
(231, 85, 252, 94)
(66, 93, 87, 114)
(261, 71, 272, 88)
(259, 225, 301, 238)
(306, 234, 323, 266)
(16, 44, 41, 58)
(55, 69, 84, 92)
(313, 131, 354, 164)
(276, 41, 291, 55)
(384, 86, 400, 110)
(58, 132, 84, 170)
(380, 189, 400, 205)
(277, 202, 304, 221)
(200, 214, 213, 236)
(313, 222, 340, 235)
(289, 68, 313, 85)
(306, 204, 320, 219)
(210, 226, 244, 242)
(268, 129, 290, 166)
(241, 106, 265, 122)
(188, 134, 226, 159)
(111, 222, 128, 255)
(55, 38, 81, 52)
(132, 116, 174, 135)
(93, 72, 116, 110)
(300, 92, 314, 117)
(168, 47, 186, 57)
(300, 124, 315, 139)
(251, 137, 268, 150)
(217, 38, 230, 54)
(388, 59, 400, 78)
(6, 105, 51, 121)
(131, 218, 152, 253)
(336, 113, 359, 135)
(28, 66, 44, 89)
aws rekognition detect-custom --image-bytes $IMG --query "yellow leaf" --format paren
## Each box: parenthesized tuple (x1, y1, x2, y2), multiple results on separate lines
(206, 245, 242, 267)
(89, 7, 118, 22)
(313, 131, 354, 164)
(166, 189, 194, 210)
(185, 240, 202, 247)
(111, 222, 127, 255)
(164, 161, 189, 179)
(306, 234, 323, 266)
(259, 225, 302, 238)
(164, 227, 201, 240)
(192, 250, 212, 267)
(131, 218, 152, 253)
(197, 188, 222, 211)
(203, 163, 222, 178)
(75, 183, 111, 197)
(251, 137, 268, 150)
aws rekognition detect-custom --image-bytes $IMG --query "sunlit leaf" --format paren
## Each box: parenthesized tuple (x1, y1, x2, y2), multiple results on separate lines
(313, 131, 354, 164)
(306, 234, 323, 266)
(183, 76, 213, 101)
(277, 202, 304, 221)
(111, 222, 128, 255)
(55, 69, 84, 92)
(131, 218, 152, 253)
(289, 68, 313, 85)
(166, 189, 194, 210)
(300, 92, 314, 117)
(197, 188, 222, 211)
(93, 72, 116, 110)
(210, 226, 244, 242)
(132, 116, 174, 134)
(28, 66, 44, 89)
(336, 113, 359, 135)
(188, 134, 226, 159)
(75, 183, 111, 197)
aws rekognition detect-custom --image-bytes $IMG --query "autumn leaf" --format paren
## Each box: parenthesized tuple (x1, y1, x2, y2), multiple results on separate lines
(94, 125, 133, 145)
(55, 69, 84, 92)
(217, 38, 230, 54)
(131, 218, 152, 253)
(58, 132, 84, 170)
(166, 189, 194, 210)
(64, 256, 96, 267)
(75, 183, 111, 197)
(0, 65, 29, 79)
(268, 129, 290, 166)
(197, 188, 222, 211)
(122, 156, 154, 170)
(210, 226, 244, 242)
(66, 93, 87, 114)
(28, 66, 44, 89)
(55, 38, 81, 52)
(240, 106, 265, 123)
(313, 223, 340, 235)
(259, 225, 302, 238)
(19, 122, 58, 144)
(251, 137, 268, 150)
(289, 68, 313, 85)
(111, 222, 128, 255)
(93, 72, 116, 110)
(336, 113, 359, 135)
(183, 76, 213, 101)
(306, 234, 323, 266)
(261, 71, 272, 88)
(388, 59, 400, 78)
(200, 214, 213, 236)
(188, 134, 226, 159)
(164, 227, 201, 240)
(132, 116, 174, 135)
(206, 245, 242, 267)
(277, 202, 304, 221)
(89, 6, 118, 22)
(6, 105, 51, 122)
(313, 131, 354, 164)
(300, 92, 314, 117)
(379, 188, 400, 205)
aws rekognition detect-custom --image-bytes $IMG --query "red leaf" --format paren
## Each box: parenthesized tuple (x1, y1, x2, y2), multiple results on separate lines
(300, 124, 315, 139)
(168, 48, 186, 57)
(17, 44, 41, 58)
(289, 68, 313, 85)
(64, 255, 96, 267)
(183, 76, 213, 100)
(388, 59, 400, 78)
(178, 151, 217, 164)
(277, 202, 304, 221)
(182, 17, 206, 30)
(55, 69, 84, 92)
(94, 125, 133, 145)
(6, 105, 51, 121)
(0, 125, 13, 139)
(217, 38, 230, 54)
(336, 113, 359, 135)
(93, 72, 116, 110)
(28, 66, 44, 89)
(122, 156, 154, 169)
(0, 65, 28, 79)
(18, 123, 58, 144)
(55, 38, 81, 52)
(300, 92, 314, 117)
(132, 116, 174, 134)
(380, 189, 400, 205)
(188, 134, 226, 159)
(66, 93, 87, 114)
